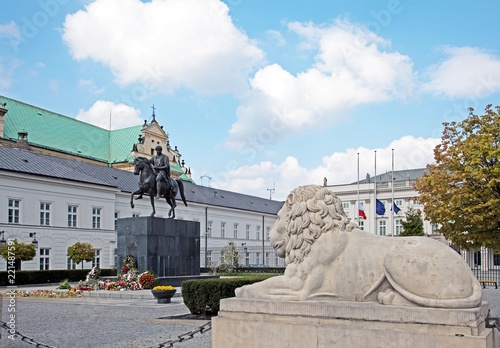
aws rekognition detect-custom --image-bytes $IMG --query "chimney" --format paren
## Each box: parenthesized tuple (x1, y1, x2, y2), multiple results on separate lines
(16, 128, 31, 150)
(0, 102, 7, 138)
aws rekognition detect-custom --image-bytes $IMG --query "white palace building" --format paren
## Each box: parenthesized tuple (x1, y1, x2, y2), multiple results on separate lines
(327, 169, 498, 273)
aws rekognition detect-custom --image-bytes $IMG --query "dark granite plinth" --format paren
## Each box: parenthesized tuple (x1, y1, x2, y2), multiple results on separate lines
(116, 217, 200, 277)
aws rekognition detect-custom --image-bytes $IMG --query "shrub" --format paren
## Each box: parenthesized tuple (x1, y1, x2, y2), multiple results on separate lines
(0, 269, 117, 286)
(57, 279, 72, 289)
(182, 276, 273, 315)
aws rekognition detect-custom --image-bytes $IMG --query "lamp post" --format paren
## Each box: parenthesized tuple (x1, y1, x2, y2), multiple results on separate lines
(29, 232, 38, 249)
(241, 243, 247, 266)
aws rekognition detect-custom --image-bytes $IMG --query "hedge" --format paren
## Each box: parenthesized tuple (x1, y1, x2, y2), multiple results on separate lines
(182, 275, 274, 315)
(0, 268, 117, 286)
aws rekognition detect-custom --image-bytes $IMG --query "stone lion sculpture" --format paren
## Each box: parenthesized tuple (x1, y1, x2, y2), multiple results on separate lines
(235, 185, 482, 308)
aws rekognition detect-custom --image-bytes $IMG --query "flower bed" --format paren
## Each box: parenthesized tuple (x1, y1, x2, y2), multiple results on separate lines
(2, 289, 82, 298)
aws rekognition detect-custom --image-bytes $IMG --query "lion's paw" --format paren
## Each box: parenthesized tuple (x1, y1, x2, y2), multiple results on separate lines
(377, 289, 396, 305)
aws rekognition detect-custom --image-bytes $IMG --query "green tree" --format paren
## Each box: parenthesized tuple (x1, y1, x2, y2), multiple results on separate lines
(0, 239, 36, 270)
(399, 208, 424, 236)
(67, 242, 95, 269)
(219, 242, 241, 273)
(414, 104, 500, 249)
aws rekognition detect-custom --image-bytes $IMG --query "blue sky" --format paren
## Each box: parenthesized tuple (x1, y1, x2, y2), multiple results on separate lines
(1, 0, 500, 200)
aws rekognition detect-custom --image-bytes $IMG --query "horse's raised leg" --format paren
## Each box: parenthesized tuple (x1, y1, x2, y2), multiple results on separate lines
(130, 189, 143, 209)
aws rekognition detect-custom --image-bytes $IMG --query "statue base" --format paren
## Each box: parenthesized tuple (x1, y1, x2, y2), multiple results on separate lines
(116, 216, 200, 277)
(212, 298, 496, 348)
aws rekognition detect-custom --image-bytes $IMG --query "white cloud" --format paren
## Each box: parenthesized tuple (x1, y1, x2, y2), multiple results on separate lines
(422, 46, 500, 98)
(265, 29, 286, 46)
(0, 21, 21, 48)
(48, 79, 59, 92)
(226, 18, 416, 149)
(62, 0, 264, 95)
(78, 79, 105, 94)
(214, 135, 438, 201)
(76, 100, 142, 130)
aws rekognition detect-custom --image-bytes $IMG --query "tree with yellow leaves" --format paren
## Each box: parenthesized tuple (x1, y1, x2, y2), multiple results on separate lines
(415, 104, 500, 249)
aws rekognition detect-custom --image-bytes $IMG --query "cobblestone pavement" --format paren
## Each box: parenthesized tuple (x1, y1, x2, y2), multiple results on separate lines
(1, 287, 499, 348)
(0, 287, 211, 348)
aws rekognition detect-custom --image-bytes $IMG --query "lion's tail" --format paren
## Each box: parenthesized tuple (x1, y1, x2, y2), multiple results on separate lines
(385, 271, 483, 309)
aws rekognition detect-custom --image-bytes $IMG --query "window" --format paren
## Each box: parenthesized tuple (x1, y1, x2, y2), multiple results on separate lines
(207, 250, 212, 265)
(274, 253, 279, 266)
(93, 249, 101, 268)
(431, 224, 440, 234)
(266, 226, 271, 240)
(233, 223, 238, 239)
(245, 224, 250, 240)
(39, 202, 51, 226)
(114, 212, 119, 229)
(256, 225, 261, 240)
(207, 221, 213, 237)
(8, 199, 20, 224)
(265, 252, 270, 266)
(40, 248, 50, 270)
(68, 205, 78, 228)
(67, 250, 77, 269)
(494, 251, 500, 266)
(92, 207, 101, 229)
(221, 222, 226, 238)
(342, 202, 350, 217)
(245, 252, 249, 266)
(132, 213, 140, 218)
(256, 252, 260, 265)
(358, 220, 364, 231)
(379, 220, 387, 236)
(395, 219, 403, 236)
(395, 199, 403, 207)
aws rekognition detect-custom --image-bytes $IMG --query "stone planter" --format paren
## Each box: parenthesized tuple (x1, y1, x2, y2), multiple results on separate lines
(151, 289, 177, 303)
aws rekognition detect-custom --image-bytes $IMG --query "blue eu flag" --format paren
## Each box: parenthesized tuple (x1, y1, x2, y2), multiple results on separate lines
(392, 202, 401, 214)
(376, 199, 386, 215)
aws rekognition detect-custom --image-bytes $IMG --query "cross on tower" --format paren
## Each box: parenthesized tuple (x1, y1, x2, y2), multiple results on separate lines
(151, 104, 157, 122)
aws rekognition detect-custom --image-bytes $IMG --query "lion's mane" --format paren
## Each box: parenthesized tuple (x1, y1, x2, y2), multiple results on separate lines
(284, 185, 358, 264)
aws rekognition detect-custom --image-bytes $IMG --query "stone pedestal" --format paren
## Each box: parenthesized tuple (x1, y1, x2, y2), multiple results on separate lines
(116, 216, 200, 277)
(212, 298, 497, 348)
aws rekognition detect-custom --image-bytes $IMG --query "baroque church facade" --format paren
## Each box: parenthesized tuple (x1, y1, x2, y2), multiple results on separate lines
(0, 96, 283, 271)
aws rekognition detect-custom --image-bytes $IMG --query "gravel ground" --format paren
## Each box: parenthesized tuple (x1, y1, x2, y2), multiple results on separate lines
(1, 288, 499, 348)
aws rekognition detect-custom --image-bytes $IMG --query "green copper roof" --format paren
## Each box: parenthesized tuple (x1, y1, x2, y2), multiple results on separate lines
(110, 125, 143, 163)
(0, 95, 141, 164)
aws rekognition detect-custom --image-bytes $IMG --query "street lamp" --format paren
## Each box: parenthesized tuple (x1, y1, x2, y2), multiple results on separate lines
(0, 231, 5, 246)
(29, 232, 38, 249)
(241, 243, 248, 266)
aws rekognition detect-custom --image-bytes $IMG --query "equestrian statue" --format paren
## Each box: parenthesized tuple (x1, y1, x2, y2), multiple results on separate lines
(130, 145, 187, 218)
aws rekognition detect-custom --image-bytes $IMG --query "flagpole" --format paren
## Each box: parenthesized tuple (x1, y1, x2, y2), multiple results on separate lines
(357, 152, 360, 223)
(391, 148, 394, 237)
(374, 150, 377, 235)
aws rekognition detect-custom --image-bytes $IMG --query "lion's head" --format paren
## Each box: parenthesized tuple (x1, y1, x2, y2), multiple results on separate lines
(269, 185, 358, 264)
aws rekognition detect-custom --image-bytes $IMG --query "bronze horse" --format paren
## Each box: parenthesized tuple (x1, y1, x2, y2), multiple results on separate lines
(130, 157, 187, 218)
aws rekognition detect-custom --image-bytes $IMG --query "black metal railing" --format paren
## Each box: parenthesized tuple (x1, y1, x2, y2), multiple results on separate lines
(471, 268, 500, 284)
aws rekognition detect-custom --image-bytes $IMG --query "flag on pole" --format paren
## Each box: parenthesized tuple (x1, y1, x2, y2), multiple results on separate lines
(391, 202, 401, 214)
(358, 202, 367, 219)
(376, 199, 386, 215)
